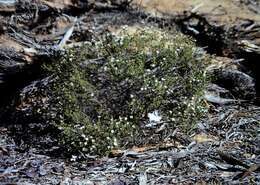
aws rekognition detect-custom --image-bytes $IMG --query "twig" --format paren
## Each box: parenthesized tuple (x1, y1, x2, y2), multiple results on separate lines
(58, 17, 77, 49)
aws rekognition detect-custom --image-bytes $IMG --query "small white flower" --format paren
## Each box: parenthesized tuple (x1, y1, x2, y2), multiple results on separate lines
(83, 147, 87, 152)
(70, 155, 77, 162)
(122, 25, 128, 30)
(113, 138, 118, 146)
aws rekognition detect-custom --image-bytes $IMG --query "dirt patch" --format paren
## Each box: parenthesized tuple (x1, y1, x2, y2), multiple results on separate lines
(134, 0, 260, 25)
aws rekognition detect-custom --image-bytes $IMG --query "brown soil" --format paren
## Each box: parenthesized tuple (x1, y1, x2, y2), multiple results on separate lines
(134, 0, 260, 25)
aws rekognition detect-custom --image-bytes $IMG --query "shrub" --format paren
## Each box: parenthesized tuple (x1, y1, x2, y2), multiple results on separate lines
(43, 28, 208, 155)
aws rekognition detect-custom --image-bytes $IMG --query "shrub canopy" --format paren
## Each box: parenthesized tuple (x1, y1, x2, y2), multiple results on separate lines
(43, 28, 208, 155)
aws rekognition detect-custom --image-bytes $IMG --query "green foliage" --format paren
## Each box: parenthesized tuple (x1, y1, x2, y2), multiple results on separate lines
(43, 28, 208, 155)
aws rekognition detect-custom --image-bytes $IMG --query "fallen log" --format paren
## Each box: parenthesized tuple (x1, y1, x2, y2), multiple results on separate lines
(0, 0, 16, 13)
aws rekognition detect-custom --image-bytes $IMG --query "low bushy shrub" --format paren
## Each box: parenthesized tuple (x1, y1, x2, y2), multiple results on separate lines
(43, 28, 208, 155)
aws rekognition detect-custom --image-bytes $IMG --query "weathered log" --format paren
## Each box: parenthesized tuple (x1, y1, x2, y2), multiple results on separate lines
(0, 0, 16, 13)
(213, 69, 256, 100)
